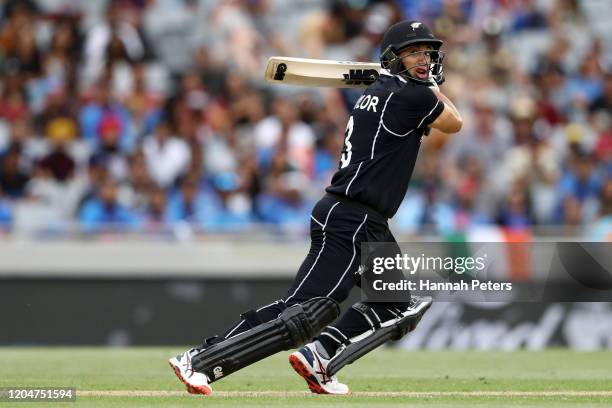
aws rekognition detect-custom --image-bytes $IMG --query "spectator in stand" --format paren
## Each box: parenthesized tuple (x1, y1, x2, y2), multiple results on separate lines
(141, 185, 170, 231)
(3, 119, 44, 166)
(123, 149, 153, 213)
(123, 62, 164, 138)
(88, 112, 130, 182)
(39, 118, 76, 183)
(82, 0, 146, 80)
(498, 97, 561, 222)
(533, 61, 567, 126)
(0, 72, 29, 123)
(586, 178, 612, 240)
(22, 117, 87, 225)
(0, 1, 40, 78)
(142, 121, 191, 189)
(394, 150, 448, 234)
(590, 72, 612, 114)
(0, 185, 12, 230)
(313, 123, 343, 184)
(168, 173, 205, 226)
(76, 154, 112, 216)
(0, 143, 30, 198)
(564, 45, 605, 120)
(79, 77, 135, 154)
(443, 99, 512, 180)
(509, 0, 549, 31)
(497, 180, 533, 230)
(593, 126, 612, 176)
(79, 176, 140, 233)
(557, 150, 603, 223)
(257, 149, 312, 230)
(166, 172, 238, 231)
(253, 96, 315, 178)
(437, 154, 492, 234)
(197, 171, 252, 232)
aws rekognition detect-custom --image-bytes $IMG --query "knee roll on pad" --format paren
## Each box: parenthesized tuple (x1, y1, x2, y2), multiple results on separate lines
(326, 296, 432, 377)
(191, 297, 340, 382)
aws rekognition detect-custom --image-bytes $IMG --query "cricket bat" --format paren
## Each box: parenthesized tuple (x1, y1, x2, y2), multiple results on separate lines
(264, 56, 381, 88)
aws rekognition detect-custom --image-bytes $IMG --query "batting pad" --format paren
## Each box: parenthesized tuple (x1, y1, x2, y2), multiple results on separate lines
(326, 296, 432, 376)
(192, 297, 340, 382)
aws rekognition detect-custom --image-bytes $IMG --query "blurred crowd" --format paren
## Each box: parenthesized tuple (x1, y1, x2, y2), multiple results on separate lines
(0, 0, 610, 239)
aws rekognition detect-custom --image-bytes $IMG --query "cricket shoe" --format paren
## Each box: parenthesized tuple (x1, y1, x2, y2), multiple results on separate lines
(289, 342, 349, 395)
(169, 348, 212, 395)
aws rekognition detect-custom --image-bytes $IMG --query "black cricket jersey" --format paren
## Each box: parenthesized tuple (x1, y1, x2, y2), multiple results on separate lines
(325, 70, 444, 219)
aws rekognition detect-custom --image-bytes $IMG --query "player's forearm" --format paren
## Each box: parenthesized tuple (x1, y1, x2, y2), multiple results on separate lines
(432, 89, 462, 122)
(428, 87, 463, 133)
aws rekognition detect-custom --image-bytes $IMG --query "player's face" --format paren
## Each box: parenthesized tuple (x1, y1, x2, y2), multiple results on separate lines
(398, 44, 434, 81)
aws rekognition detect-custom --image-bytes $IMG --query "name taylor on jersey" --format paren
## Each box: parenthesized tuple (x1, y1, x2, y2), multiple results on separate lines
(353, 94, 379, 112)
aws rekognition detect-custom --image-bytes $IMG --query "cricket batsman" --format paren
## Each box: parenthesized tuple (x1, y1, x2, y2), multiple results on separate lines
(169, 20, 463, 395)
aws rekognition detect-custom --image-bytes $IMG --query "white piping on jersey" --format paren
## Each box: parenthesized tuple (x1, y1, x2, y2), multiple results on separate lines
(370, 92, 394, 159)
(310, 215, 324, 228)
(325, 213, 368, 298)
(381, 97, 441, 137)
(345, 161, 363, 195)
(379, 68, 407, 83)
(382, 122, 415, 137)
(323, 202, 341, 226)
(416, 99, 441, 129)
(285, 201, 340, 302)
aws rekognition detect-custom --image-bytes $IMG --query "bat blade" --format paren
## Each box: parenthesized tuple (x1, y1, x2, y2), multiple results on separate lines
(264, 56, 380, 88)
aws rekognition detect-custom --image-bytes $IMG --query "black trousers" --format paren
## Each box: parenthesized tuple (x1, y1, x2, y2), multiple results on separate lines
(221, 193, 411, 354)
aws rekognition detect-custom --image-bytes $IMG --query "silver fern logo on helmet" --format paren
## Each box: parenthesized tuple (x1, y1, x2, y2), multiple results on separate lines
(410, 22, 422, 30)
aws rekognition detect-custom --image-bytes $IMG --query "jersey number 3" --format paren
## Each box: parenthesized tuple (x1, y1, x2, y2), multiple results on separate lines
(340, 116, 354, 169)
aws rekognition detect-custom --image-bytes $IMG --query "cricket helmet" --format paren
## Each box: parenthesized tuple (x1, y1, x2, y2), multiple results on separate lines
(380, 21, 445, 85)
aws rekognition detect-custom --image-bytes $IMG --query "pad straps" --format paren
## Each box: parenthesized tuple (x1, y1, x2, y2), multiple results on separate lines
(352, 302, 382, 330)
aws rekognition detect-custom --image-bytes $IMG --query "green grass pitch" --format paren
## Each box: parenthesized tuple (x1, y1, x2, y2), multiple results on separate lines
(1, 347, 611, 407)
